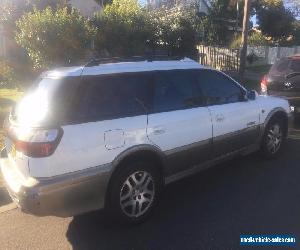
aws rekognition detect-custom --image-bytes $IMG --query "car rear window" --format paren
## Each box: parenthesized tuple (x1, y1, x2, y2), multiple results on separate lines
(270, 59, 289, 74)
(290, 59, 300, 72)
(13, 76, 80, 126)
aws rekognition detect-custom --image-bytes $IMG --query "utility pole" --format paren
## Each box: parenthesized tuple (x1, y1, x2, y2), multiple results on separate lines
(235, 1, 239, 38)
(239, 0, 251, 80)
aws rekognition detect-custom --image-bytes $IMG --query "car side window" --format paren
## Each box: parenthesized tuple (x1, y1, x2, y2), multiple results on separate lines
(196, 70, 244, 106)
(74, 73, 151, 122)
(151, 70, 204, 113)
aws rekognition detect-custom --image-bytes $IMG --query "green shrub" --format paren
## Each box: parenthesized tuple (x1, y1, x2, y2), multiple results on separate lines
(0, 59, 16, 88)
(16, 7, 96, 70)
(149, 5, 199, 57)
(230, 32, 268, 48)
(93, 0, 199, 57)
(93, 0, 154, 56)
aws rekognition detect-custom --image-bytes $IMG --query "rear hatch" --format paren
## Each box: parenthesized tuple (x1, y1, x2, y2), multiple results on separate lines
(3, 76, 79, 177)
(268, 73, 300, 106)
(267, 58, 300, 103)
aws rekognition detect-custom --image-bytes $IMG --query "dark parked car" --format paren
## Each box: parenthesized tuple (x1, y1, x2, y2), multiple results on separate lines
(261, 55, 300, 116)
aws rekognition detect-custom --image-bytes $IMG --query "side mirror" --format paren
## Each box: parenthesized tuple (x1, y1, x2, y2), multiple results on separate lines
(247, 90, 257, 100)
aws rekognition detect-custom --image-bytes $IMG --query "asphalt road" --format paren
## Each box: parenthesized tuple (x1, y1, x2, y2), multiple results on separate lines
(1, 125, 300, 250)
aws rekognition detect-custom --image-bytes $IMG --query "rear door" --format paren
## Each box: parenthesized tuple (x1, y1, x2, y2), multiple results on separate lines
(195, 69, 260, 157)
(146, 70, 212, 176)
(4, 76, 81, 179)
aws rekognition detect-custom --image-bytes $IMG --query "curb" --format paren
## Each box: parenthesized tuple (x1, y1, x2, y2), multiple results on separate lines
(0, 203, 17, 214)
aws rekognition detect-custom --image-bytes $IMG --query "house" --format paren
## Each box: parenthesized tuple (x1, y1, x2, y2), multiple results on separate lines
(147, 0, 210, 14)
(69, 0, 102, 17)
(198, 0, 210, 15)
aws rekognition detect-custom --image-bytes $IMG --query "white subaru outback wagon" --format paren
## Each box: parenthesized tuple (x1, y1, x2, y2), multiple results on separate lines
(0, 58, 292, 223)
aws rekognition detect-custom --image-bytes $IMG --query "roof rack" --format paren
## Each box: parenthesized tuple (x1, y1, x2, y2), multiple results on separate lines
(85, 55, 186, 67)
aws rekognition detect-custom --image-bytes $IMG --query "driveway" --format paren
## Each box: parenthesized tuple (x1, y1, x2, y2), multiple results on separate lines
(0, 124, 300, 249)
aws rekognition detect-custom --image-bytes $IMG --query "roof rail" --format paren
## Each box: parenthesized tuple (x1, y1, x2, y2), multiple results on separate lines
(85, 55, 186, 67)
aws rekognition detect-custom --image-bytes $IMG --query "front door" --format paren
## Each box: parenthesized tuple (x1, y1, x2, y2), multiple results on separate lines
(195, 69, 260, 157)
(146, 70, 213, 176)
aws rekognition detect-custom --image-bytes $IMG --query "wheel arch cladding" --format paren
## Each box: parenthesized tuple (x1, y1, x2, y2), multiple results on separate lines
(104, 146, 166, 208)
(265, 109, 288, 137)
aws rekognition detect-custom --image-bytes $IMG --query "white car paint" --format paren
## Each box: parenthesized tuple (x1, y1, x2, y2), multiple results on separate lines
(44, 58, 203, 78)
(7, 60, 291, 178)
(147, 107, 212, 151)
(208, 100, 260, 138)
(256, 95, 291, 124)
(29, 115, 150, 177)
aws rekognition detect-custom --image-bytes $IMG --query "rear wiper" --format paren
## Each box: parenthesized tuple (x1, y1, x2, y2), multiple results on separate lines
(285, 72, 300, 79)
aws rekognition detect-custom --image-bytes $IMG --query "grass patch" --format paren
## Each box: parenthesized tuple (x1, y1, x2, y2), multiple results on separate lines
(0, 88, 23, 102)
(0, 89, 23, 150)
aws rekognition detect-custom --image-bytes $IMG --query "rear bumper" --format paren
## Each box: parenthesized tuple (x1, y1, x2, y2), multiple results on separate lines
(0, 153, 112, 217)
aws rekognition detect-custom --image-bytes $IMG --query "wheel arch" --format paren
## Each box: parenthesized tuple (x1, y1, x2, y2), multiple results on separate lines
(263, 107, 289, 137)
(104, 144, 166, 208)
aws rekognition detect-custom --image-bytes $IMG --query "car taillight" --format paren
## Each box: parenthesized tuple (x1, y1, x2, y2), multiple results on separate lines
(7, 126, 63, 158)
(261, 75, 268, 94)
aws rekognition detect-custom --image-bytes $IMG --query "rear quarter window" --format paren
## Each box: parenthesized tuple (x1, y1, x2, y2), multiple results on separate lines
(14, 76, 80, 125)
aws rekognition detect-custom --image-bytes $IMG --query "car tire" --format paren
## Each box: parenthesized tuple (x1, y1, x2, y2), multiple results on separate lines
(261, 117, 286, 158)
(108, 161, 161, 224)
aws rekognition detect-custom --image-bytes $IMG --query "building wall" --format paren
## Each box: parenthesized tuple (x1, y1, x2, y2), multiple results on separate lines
(69, 0, 102, 17)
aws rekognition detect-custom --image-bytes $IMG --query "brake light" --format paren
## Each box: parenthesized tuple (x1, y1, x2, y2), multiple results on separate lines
(261, 75, 268, 94)
(7, 126, 63, 158)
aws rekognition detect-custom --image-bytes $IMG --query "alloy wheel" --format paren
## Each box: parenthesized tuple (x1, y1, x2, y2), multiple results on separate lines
(266, 124, 282, 154)
(120, 171, 155, 218)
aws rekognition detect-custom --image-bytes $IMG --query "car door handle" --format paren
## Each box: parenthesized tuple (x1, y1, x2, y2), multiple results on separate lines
(152, 126, 166, 135)
(215, 114, 225, 122)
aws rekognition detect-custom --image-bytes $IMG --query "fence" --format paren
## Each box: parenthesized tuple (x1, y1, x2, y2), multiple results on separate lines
(0, 36, 6, 58)
(0, 25, 6, 58)
(247, 46, 300, 65)
(197, 45, 240, 71)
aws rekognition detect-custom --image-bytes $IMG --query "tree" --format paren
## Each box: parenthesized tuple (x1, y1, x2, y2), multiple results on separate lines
(93, 0, 113, 8)
(201, 0, 244, 45)
(239, 0, 251, 79)
(93, 0, 154, 56)
(16, 7, 96, 70)
(0, 59, 16, 88)
(254, 0, 295, 43)
(149, 5, 199, 57)
(0, 0, 69, 33)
